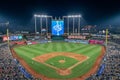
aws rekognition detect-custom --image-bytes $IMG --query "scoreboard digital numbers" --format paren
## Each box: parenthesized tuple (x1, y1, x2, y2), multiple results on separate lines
(52, 20, 64, 36)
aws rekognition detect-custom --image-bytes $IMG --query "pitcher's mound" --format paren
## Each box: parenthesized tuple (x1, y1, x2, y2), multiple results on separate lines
(59, 60, 65, 64)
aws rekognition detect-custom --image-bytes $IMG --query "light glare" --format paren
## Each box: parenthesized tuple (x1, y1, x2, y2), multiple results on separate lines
(34, 14, 48, 17)
(67, 15, 82, 18)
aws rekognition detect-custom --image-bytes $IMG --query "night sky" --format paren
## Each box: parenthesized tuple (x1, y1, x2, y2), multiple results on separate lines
(0, 0, 120, 24)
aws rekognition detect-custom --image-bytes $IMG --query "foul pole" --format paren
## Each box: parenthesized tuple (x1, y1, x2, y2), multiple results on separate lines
(7, 29, 10, 49)
(105, 29, 108, 46)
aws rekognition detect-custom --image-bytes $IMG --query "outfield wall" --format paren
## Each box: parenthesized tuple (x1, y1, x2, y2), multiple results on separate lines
(89, 40, 104, 45)
(65, 39, 89, 44)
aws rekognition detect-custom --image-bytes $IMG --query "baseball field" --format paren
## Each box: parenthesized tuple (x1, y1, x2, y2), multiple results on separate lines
(13, 42, 105, 80)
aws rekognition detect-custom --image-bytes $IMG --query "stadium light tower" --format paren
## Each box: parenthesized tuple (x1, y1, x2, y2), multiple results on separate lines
(34, 14, 52, 35)
(63, 14, 82, 35)
(34, 14, 37, 34)
(78, 15, 81, 35)
(68, 15, 82, 35)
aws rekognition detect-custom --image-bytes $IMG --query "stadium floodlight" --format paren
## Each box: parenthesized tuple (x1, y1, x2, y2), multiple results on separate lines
(63, 14, 82, 35)
(34, 14, 53, 35)
(67, 15, 82, 18)
(78, 15, 82, 17)
(34, 14, 47, 34)
(42, 15, 47, 17)
(34, 14, 48, 18)
(67, 15, 72, 18)
(34, 14, 37, 17)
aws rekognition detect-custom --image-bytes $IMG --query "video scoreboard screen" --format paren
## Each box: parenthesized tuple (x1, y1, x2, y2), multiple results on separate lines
(52, 20, 64, 36)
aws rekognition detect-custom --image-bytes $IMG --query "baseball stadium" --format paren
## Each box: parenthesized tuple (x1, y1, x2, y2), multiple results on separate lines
(0, 0, 120, 80)
(0, 15, 109, 80)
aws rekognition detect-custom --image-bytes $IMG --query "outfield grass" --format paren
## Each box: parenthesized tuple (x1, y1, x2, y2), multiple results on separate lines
(14, 42, 102, 79)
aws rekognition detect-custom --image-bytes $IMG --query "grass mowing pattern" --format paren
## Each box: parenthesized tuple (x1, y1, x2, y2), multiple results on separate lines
(14, 42, 102, 79)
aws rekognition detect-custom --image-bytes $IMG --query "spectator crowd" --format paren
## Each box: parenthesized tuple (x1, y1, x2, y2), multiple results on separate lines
(87, 42, 120, 80)
(110, 38, 120, 45)
(0, 43, 36, 80)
